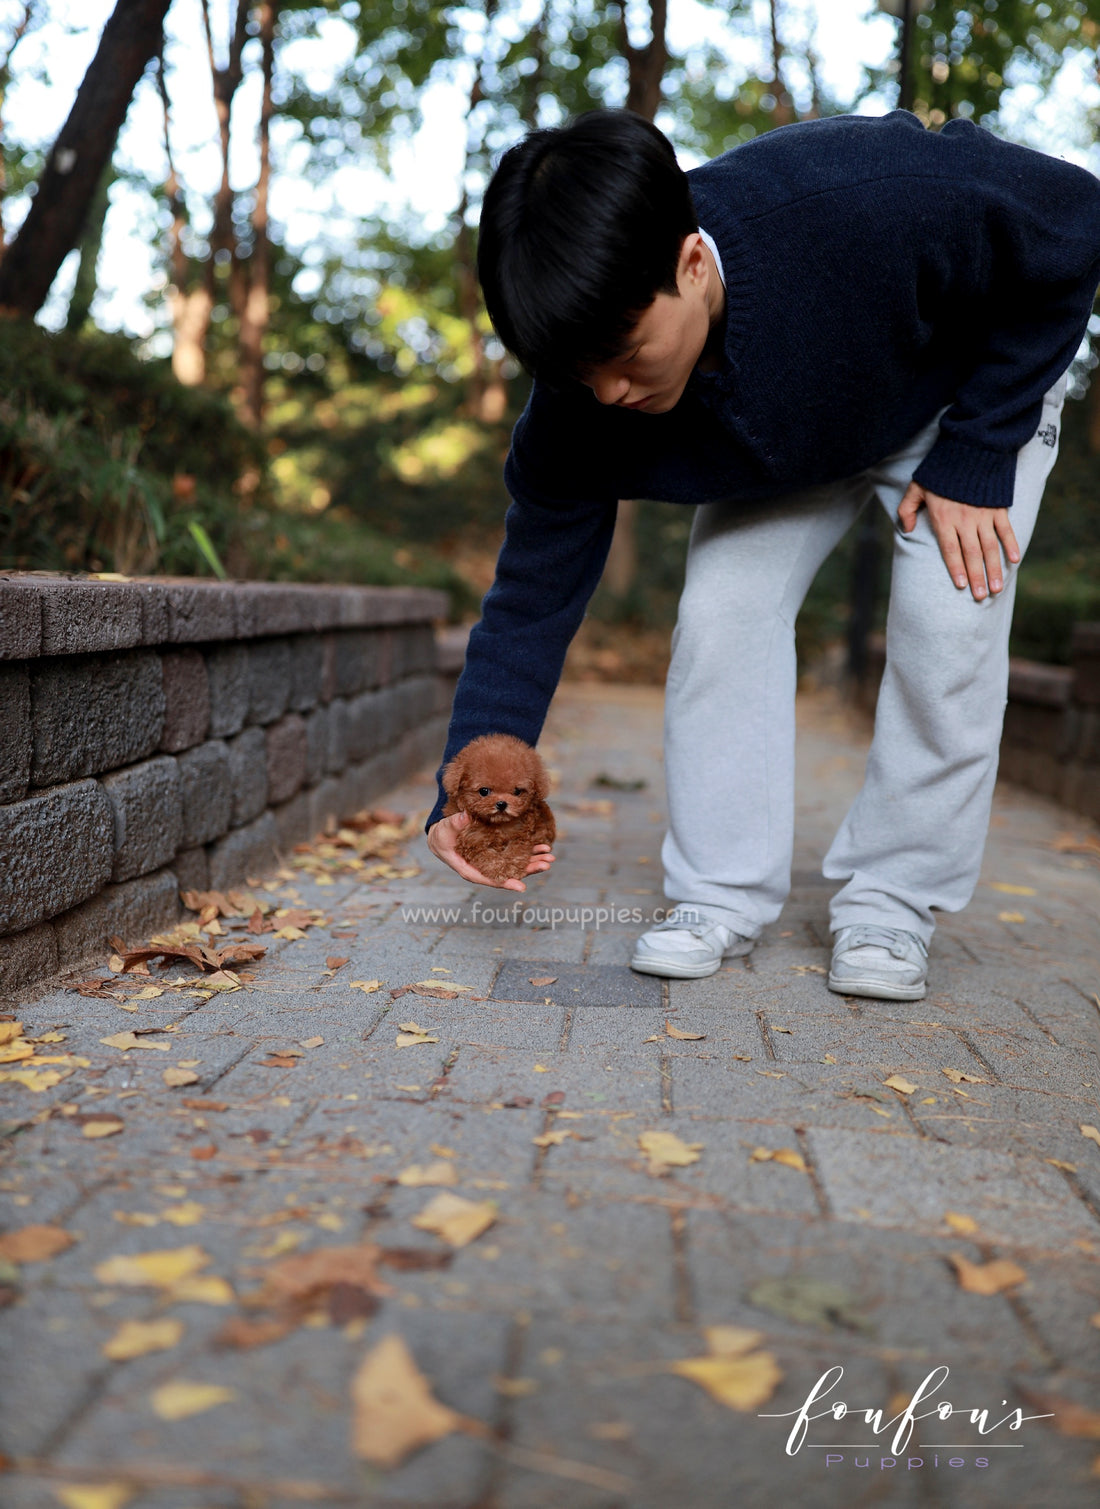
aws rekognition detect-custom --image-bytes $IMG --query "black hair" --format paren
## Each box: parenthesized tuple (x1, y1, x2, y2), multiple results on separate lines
(477, 109, 697, 386)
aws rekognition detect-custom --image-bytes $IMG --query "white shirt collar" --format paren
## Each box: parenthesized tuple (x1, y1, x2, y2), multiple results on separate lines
(698, 225, 726, 288)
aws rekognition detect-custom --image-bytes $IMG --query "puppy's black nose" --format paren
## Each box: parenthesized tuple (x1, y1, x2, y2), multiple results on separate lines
(495, 800, 508, 812)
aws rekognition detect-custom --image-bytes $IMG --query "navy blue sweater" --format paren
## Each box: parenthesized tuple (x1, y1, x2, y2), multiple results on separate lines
(428, 111, 1100, 829)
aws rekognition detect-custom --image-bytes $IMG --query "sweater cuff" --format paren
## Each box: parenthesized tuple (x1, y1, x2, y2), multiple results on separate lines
(911, 433, 1018, 510)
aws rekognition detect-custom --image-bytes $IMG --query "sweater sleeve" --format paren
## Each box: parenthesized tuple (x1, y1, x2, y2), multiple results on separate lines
(911, 122, 1100, 508)
(425, 422, 617, 830)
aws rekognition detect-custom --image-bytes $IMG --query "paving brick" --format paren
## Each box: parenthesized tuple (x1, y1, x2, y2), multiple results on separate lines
(177, 738, 232, 847)
(246, 636, 291, 725)
(226, 725, 267, 826)
(21, 577, 167, 655)
(0, 661, 30, 803)
(53, 866, 181, 965)
(323, 695, 348, 773)
(265, 711, 307, 803)
(0, 580, 42, 659)
(0, 779, 113, 932)
(204, 642, 250, 739)
(29, 650, 165, 785)
(159, 646, 210, 751)
(331, 627, 381, 697)
(0, 921, 58, 992)
(100, 755, 183, 883)
(163, 579, 238, 642)
(232, 580, 316, 637)
(206, 810, 279, 890)
(288, 632, 324, 711)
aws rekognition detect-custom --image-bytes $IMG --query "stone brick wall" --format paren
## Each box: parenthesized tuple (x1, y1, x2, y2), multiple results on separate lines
(0, 575, 454, 992)
(860, 622, 1100, 821)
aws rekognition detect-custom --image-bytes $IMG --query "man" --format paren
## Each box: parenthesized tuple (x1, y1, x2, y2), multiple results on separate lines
(426, 107, 1100, 1001)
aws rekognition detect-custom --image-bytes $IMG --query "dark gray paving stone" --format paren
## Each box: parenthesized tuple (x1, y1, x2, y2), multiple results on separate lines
(491, 960, 662, 1008)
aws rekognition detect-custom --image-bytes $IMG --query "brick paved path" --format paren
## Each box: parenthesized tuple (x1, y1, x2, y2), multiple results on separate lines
(2, 685, 1099, 1508)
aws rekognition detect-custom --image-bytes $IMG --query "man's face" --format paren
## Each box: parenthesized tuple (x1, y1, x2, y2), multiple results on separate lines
(580, 233, 722, 415)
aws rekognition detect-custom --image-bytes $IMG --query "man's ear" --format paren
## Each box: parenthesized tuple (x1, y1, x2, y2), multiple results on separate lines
(677, 232, 707, 291)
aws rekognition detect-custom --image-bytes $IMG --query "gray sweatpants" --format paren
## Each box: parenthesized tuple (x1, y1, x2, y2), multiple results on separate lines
(661, 377, 1067, 945)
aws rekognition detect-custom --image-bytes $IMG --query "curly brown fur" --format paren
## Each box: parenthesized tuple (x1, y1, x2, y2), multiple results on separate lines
(441, 734, 556, 883)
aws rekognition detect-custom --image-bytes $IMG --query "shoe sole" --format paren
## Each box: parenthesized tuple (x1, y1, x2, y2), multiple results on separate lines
(827, 972, 926, 1001)
(630, 939, 755, 980)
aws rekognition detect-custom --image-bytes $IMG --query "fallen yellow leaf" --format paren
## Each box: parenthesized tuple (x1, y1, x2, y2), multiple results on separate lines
(637, 1129, 703, 1173)
(82, 1119, 124, 1139)
(703, 1325, 764, 1357)
(396, 1160, 459, 1188)
(99, 1031, 170, 1053)
(0, 1068, 68, 1091)
(94, 1245, 210, 1289)
(129, 985, 165, 1000)
(163, 1068, 200, 1088)
(151, 1380, 236, 1421)
(350, 979, 383, 994)
(0, 1020, 24, 1044)
(160, 1202, 205, 1227)
(533, 1064, 550, 1072)
(1046, 1158, 1078, 1173)
(665, 1021, 705, 1040)
(997, 911, 1026, 923)
(1080, 1125, 1100, 1150)
(395, 1030, 440, 1048)
(0, 1040, 36, 1063)
(989, 882, 1036, 895)
(299, 1036, 324, 1049)
(429, 1143, 456, 1157)
(169, 1274, 234, 1305)
(103, 1317, 184, 1361)
(532, 1129, 573, 1147)
(350, 1332, 474, 1466)
(412, 1192, 497, 1247)
(883, 1075, 918, 1095)
(53, 1486, 133, 1509)
(949, 1254, 1027, 1295)
(944, 1211, 978, 1235)
(749, 1147, 807, 1172)
(669, 1350, 783, 1410)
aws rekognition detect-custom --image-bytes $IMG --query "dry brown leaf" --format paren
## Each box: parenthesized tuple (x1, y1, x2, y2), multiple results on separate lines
(529, 976, 557, 987)
(396, 1161, 459, 1188)
(412, 1192, 497, 1248)
(665, 1020, 706, 1041)
(251, 1244, 394, 1308)
(151, 1380, 236, 1421)
(1080, 1125, 1100, 1150)
(350, 1332, 474, 1467)
(749, 1147, 807, 1172)
(949, 1253, 1026, 1295)
(940, 1067, 988, 1085)
(883, 1075, 918, 1095)
(1046, 1158, 1078, 1173)
(0, 1224, 75, 1262)
(944, 1211, 979, 1235)
(214, 1315, 295, 1350)
(1016, 1385, 1100, 1440)
(637, 1129, 703, 1174)
(299, 1036, 324, 1049)
(163, 1068, 200, 1088)
(82, 1118, 124, 1139)
(395, 1022, 440, 1048)
(94, 1245, 210, 1289)
(102, 1317, 184, 1361)
(669, 1351, 783, 1410)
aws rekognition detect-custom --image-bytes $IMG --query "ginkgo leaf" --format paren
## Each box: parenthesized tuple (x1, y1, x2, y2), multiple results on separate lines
(103, 1318, 184, 1360)
(0, 1020, 23, 1044)
(1080, 1125, 1100, 1149)
(412, 1193, 497, 1247)
(665, 1021, 706, 1040)
(396, 1161, 459, 1187)
(637, 1130, 703, 1173)
(151, 1381, 236, 1421)
(0, 1040, 36, 1063)
(669, 1351, 783, 1411)
(949, 1254, 1026, 1295)
(94, 1246, 210, 1288)
(749, 1147, 807, 1172)
(396, 1030, 440, 1048)
(350, 1333, 472, 1466)
(99, 1032, 170, 1053)
(163, 1068, 199, 1088)
(82, 1119, 124, 1139)
(883, 1075, 918, 1095)
(944, 1212, 978, 1235)
(350, 979, 383, 994)
(0, 1068, 68, 1091)
(299, 1036, 324, 1049)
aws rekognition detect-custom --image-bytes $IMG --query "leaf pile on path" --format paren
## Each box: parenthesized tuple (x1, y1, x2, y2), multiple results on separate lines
(291, 808, 422, 883)
(0, 1018, 90, 1093)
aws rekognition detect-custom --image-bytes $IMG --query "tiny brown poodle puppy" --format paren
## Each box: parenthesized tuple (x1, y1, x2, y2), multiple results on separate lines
(441, 734, 556, 883)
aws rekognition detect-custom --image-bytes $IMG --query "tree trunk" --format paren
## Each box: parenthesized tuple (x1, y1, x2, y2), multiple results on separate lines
(0, 0, 172, 317)
(767, 0, 795, 125)
(238, 1, 278, 429)
(158, 48, 208, 385)
(63, 156, 115, 332)
(0, 2, 37, 258)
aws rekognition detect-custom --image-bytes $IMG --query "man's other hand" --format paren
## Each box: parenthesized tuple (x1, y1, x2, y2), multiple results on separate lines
(898, 481, 1019, 602)
(426, 812, 555, 892)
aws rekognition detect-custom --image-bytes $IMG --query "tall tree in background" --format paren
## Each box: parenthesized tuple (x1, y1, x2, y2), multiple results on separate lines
(0, 0, 37, 255)
(0, 0, 173, 317)
(237, 0, 279, 427)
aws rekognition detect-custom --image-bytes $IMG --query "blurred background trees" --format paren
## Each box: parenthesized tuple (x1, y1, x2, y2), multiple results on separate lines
(0, 0, 1098, 672)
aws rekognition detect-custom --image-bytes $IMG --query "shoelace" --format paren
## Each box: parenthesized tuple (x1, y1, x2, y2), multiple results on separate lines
(841, 925, 926, 960)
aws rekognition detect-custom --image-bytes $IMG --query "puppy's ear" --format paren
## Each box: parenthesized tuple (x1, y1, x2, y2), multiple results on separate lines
(441, 754, 465, 798)
(531, 756, 550, 801)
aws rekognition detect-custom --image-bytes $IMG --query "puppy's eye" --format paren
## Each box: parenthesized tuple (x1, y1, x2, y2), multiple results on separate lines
(478, 787, 491, 797)
(514, 787, 526, 796)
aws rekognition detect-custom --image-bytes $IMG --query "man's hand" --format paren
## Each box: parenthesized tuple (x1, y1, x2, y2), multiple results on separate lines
(898, 481, 1019, 602)
(426, 812, 555, 892)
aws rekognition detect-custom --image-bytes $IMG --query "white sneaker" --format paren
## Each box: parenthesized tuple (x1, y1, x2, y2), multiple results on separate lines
(828, 925, 928, 1001)
(631, 905, 755, 979)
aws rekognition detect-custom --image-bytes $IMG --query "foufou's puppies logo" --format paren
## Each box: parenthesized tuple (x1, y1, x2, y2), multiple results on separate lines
(760, 1366, 1053, 1466)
